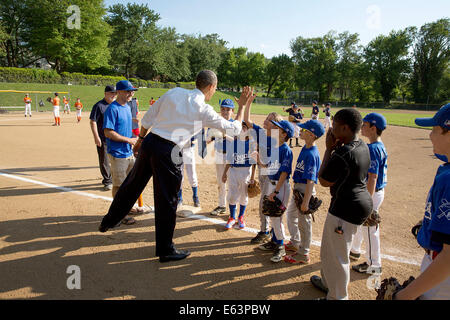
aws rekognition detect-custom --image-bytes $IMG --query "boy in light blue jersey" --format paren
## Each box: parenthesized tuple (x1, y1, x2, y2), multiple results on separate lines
(395, 104, 450, 300)
(285, 120, 325, 264)
(351, 113, 388, 275)
(254, 120, 294, 263)
(222, 122, 256, 230)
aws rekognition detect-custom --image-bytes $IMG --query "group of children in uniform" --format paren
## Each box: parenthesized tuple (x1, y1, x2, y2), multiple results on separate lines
(198, 93, 402, 299)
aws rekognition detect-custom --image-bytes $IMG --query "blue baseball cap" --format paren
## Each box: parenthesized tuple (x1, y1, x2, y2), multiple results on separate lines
(415, 104, 450, 130)
(298, 120, 325, 138)
(116, 80, 138, 91)
(363, 113, 387, 131)
(271, 120, 295, 139)
(220, 98, 235, 109)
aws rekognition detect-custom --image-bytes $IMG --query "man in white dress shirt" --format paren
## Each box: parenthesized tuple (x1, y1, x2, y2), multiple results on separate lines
(99, 70, 252, 262)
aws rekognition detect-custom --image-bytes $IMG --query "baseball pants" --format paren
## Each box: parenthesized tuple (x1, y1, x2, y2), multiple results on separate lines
(53, 106, 60, 118)
(311, 114, 318, 120)
(258, 173, 271, 233)
(64, 104, 70, 113)
(215, 162, 227, 208)
(100, 133, 183, 257)
(227, 166, 252, 206)
(266, 180, 290, 242)
(286, 183, 316, 255)
(324, 116, 332, 129)
(351, 189, 384, 268)
(181, 146, 198, 188)
(24, 103, 32, 116)
(320, 212, 359, 300)
(419, 253, 450, 300)
(96, 142, 112, 186)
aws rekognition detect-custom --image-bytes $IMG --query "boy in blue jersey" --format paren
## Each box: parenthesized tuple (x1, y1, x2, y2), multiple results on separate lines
(395, 104, 450, 300)
(244, 91, 283, 244)
(207, 99, 236, 216)
(254, 120, 294, 263)
(284, 120, 325, 264)
(222, 121, 256, 230)
(351, 113, 388, 275)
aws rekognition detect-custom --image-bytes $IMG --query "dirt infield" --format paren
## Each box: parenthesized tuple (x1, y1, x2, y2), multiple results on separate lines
(0, 111, 438, 300)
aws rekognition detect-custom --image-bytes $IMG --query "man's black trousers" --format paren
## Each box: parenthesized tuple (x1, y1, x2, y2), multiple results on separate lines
(100, 133, 183, 256)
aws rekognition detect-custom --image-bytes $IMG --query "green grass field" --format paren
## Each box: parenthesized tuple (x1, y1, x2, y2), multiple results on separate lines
(0, 82, 433, 129)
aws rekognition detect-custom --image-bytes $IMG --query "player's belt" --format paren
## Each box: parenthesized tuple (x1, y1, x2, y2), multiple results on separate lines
(150, 132, 176, 147)
(375, 187, 384, 192)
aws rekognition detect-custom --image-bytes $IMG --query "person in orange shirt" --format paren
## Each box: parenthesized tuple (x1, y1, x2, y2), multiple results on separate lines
(52, 93, 61, 126)
(24, 94, 32, 117)
(149, 97, 155, 106)
(75, 98, 83, 123)
(63, 96, 71, 114)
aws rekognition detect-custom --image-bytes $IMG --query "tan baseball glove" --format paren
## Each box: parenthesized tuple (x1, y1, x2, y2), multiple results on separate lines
(248, 180, 261, 198)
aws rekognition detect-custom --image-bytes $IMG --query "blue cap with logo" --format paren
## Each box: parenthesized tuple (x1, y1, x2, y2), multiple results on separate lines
(271, 120, 295, 139)
(415, 103, 450, 130)
(298, 120, 325, 138)
(116, 80, 138, 91)
(220, 98, 235, 109)
(363, 113, 387, 131)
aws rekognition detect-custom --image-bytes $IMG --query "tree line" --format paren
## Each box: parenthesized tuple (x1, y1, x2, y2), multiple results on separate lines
(0, 1, 448, 104)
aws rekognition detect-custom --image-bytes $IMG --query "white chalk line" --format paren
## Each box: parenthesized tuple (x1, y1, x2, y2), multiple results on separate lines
(0, 170, 421, 266)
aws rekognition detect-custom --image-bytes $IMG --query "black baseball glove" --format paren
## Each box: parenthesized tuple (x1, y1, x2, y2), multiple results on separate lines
(411, 220, 422, 239)
(375, 276, 416, 300)
(292, 189, 322, 221)
(363, 210, 382, 227)
(262, 195, 286, 217)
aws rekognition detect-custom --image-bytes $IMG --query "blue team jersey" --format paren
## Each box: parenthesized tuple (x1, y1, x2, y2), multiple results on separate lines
(367, 141, 388, 190)
(267, 143, 293, 181)
(417, 163, 450, 253)
(226, 138, 252, 168)
(292, 145, 321, 184)
(103, 101, 133, 158)
(251, 124, 276, 161)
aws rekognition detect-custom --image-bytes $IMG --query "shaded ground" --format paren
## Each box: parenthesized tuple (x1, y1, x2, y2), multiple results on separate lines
(0, 111, 436, 300)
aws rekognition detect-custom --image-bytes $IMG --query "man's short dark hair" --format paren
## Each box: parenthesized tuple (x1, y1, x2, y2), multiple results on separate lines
(196, 70, 217, 90)
(334, 108, 363, 133)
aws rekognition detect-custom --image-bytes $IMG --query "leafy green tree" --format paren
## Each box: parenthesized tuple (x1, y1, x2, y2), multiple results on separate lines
(106, 3, 160, 78)
(265, 54, 295, 97)
(217, 47, 248, 90)
(411, 18, 450, 104)
(336, 32, 363, 101)
(364, 28, 414, 104)
(290, 32, 338, 101)
(0, 0, 30, 67)
(22, 0, 111, 73)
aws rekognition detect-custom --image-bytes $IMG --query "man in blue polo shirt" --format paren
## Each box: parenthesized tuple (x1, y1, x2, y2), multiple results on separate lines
(103, 80, 141, 225)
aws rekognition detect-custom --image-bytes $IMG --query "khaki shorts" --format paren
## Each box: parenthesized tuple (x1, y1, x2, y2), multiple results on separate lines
(107, 154, 135, 187)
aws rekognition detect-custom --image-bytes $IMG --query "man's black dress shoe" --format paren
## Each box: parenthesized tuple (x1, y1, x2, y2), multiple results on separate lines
(159, 249, 191, 263)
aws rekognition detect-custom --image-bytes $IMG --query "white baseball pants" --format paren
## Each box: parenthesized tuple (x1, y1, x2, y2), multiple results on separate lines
(227, 166, 251, 206)
(181, 146, 198, 188)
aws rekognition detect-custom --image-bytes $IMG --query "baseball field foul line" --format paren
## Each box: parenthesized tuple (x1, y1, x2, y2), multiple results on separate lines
(0, 170, 421, 267)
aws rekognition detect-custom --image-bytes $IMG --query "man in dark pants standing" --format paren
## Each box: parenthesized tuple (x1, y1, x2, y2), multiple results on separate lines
(99, 70, 253, 262)
(89, 85, 117, 191)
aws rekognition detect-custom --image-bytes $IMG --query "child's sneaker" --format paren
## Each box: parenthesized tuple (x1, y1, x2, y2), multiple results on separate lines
(284, 241, 298, 252)
(250, 232, 271, 244)
(284, 253, 310, 264)
(270, 246, 286, 263)
(237, 217, 245, 229)
(225, 217, 236, 230)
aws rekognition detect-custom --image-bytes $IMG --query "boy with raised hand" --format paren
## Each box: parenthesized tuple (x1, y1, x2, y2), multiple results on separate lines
(243, 89, 283, 245)
(208, 98, 236, 216)
(222, 121, 254, 230)
(395, 104, 450, 300)
(284, 120, 325, 265)
(254, 120, 294, 263)
(310, 108, 372, 300)
(350, 113, 388, 275)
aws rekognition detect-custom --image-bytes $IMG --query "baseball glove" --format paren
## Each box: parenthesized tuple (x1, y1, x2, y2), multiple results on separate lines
(262, 195, 286, 217)
(363, 210, 382, 227)
(375, 276, 416, 300)
(288, 115, 295, 122)
(411, 220, 422, 239)
(292, 189, 322, 221)
(46, 97, 52, 103)
(248, 180, 261, 198)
